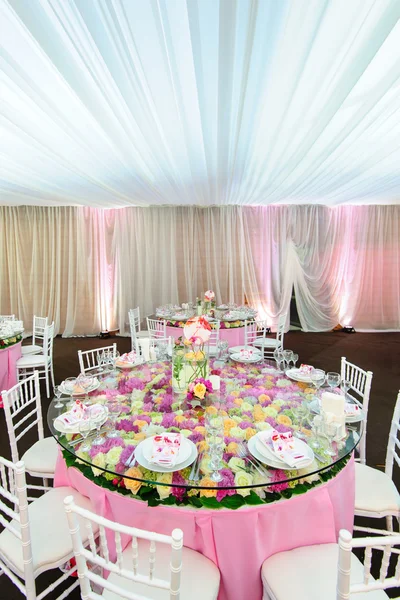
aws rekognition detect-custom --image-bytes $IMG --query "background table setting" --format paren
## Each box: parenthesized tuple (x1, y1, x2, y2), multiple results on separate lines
(49, 324, 362, 600)
(0, 318, 24, 393)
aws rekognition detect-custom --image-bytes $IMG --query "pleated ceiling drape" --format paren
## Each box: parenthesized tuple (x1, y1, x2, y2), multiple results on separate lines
(0, 205, 399, 335)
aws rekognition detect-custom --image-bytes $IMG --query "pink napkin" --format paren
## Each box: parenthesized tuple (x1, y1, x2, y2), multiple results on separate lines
(344, 403, 360, 416)
(150, 433, 182, 467)
(298, 364, 314, 375)
(258, 429, 307, 468)
(118, 351, 137, 365)
(240, 348, 256, 360)
(57, 402, 104, 428)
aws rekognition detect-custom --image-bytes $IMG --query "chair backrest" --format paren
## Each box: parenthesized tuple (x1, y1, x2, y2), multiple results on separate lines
(209, 321, 220, 347)
(32, 315, 48, 345)
(2, 372, 43, 464)
(0, 314, 15, 322)
(43, 322, 55, 360)
(385, 390, 400, 481)
(0, 456, 36, 598)
(146, 318, 166, 339)
(337, 528, 400, 598)
(64, 495, 183, 600)
(244, 320, 258, 346)
(340, 357, 373, 464)
(129, 307, 141, 333)
(128, 312, 140, 354)
(78, 344, 117, 375)
(275, 314, 286, 348)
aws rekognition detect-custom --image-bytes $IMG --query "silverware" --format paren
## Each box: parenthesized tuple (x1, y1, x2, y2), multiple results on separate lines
(125, 449, 136, 467)
(189, 451, 204, 482)
(68, 427, 110, 447)
(237, 443, 269, 477)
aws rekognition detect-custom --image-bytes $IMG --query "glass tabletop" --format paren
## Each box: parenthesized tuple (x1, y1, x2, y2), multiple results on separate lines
(47, 359, 362, 494)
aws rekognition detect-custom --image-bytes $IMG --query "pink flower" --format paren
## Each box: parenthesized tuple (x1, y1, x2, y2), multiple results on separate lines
(269, 469, 289, 493)
(216, 469, 236, 501)
(172, 472, 187, 502)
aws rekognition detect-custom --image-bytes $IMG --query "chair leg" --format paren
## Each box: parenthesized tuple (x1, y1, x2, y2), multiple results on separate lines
(386, 515, 393, 532)
(50, 363, 55, 389)
(45, 367, 50, 398)
(43, 478, 49, 488)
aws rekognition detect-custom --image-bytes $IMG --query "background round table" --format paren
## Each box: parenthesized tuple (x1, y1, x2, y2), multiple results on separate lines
(166, 324, 245, 346)
(0, 340, 21, 392)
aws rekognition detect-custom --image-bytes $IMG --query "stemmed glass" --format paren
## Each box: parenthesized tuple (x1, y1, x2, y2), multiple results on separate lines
(77, 373, 94, 405)
(341, 379, 351, 401)
(310, 369, 326, 397)
(283, 350, 293, 371)
(326, 372, 341, 392)
(54, 385, 63, 409)
(91, 410, 106, 445)
(320, 414, 337, 457)
(112, 351, 121, 370)
(107, 402, 122, 438)
(290, 353, 299, 369)
(273, 349, 285, 372)
(97, 351, 106, 374)
(205, 409, 224, 482)
(294, 402, 311, 440)
(78, 418, 93, 453)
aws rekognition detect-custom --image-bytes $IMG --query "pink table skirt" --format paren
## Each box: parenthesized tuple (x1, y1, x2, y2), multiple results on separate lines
(0, 341, 21, 393)
(55, 454, 355, 600)
(166, 325, 245, 347)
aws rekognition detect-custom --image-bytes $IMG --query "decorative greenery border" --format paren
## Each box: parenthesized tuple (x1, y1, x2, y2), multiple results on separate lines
(0, 334, 22, 349)
(63, 449, 349, 510)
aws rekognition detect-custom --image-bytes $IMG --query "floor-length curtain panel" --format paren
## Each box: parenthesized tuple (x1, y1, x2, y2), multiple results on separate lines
(338, 205, 400, 331)
(0, 206, 105, 336)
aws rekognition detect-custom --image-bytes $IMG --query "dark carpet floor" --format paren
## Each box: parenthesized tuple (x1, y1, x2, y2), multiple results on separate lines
(0, 331, 399, 599)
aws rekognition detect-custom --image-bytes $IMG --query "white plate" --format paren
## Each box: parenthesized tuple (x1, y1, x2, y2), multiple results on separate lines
(309, 399, 365, 423)
(248, 434, 314, 470)
(135, 437, 197, 473)
(59, 379, 100, 396)
(53, 405, 108, 434)
(228, 346, 262, 355)
(255, 435, 313, 469)
(230, 353, 262, 364)
(115, 357, 145, 369)
(285, 368, 313, 383)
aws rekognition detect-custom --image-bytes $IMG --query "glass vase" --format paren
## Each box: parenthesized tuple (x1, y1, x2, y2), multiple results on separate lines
(184, 343, 209, 386)
(172, 346, 187, 393)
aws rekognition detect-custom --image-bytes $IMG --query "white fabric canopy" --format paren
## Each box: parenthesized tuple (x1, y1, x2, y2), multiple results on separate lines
(1, 0, 400, 207)
(1, 205, 399, 334)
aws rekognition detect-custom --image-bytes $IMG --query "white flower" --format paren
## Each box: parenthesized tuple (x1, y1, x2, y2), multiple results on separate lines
(240, 401, 253, 412)
(252, 472, 267, 499)
(144, 424, 165, 437)
(256, 422, 273, 432)
(228, 457, 246, 473)
(105, 447, 123, 466)
(297, 459, 320, 484)
(152, 415, 163, 424)
(180, 429, 193, 438)
(234, 471, 253, 496)
(156, 472, 173, 500)
(229, 427, 246, 440)
(91, 453, 106, 477)
(199, 456, 212, 476)
(231, 415, 242, 423)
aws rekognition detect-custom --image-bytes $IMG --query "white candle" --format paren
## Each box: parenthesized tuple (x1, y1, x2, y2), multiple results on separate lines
(209, 375, 220, 391)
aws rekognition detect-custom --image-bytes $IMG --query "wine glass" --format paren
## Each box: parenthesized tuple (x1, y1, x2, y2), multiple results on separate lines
(78, 418, 93, 452)
(53, 385, 63, 409)
(294, 402, 310, 440)
(107, 402, 122, 438)
(112, 350, 121, 369)
(290, 353, 299, 369)
(209, 434, 224, 482)
(97, 350, 106, 374)
(273, 349, 285, 372)
(283, 350, 293, 371)
(326, 372, 341, 392)
(341, 379, 351, 400)
(320, 414, 337, 457)
(91, 410, 106, 446)
(310, 369, 325, 396)
(77, 373, 94, 405)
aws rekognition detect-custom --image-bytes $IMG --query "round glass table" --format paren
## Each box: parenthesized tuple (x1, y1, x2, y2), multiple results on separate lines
(47, 358, 362, 506)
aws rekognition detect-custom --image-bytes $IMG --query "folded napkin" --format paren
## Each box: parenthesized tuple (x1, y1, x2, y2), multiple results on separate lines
(344, 402, 361, 416)
(258, 429, 307, 468)
(240, 348, 256, 360)
(149, 433, 182, 467)
(57, 402, 104, 429)
(118, 351, 137, 365)
(298, 364, 314, 375)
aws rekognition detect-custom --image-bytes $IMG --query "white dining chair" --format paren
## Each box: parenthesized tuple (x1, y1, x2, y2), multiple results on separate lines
(251, 314, 286, 357)
(354, 390, 400, 534)
(21, 316, 48, 356)
(146, 317, 167, 339)
(64, 495, 221, 600)
(128, 307, 149, 339)
(0, 456, 98, 600)
(2, 371, 57, 489)
(209, 320, 220, 356)
(262, 528, 398, 600)
(16, 322, 55, 398)
(78, 343, 118, 375)
(341, 356, 373, 465)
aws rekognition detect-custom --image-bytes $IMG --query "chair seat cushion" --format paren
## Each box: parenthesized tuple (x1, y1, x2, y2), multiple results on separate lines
(0, 487, 97, 578)
(21, 344, 43, 356)
(262, 543, 388, 600)
(135, 330, 149, 338)
(22, 436, 58, 476)
(103, 542, 220, 600)
(16, 355, 47, 367)
(252, 338, 279, 348)
(355, 463, 400, 515)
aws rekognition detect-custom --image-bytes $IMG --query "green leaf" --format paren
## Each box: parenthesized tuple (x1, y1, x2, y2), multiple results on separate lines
(221, 494, 245, 509)
(291, 484, 308, 495)
(280, 489, 293, 499)
(147, 496, 161, 507)
(187, 496, 202, 508)
(244, 491, 264, 505)
(200, 497, 221, 509)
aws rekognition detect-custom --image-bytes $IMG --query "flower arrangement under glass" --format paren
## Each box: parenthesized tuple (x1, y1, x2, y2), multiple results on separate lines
(172, 316, 211, 393)
(187, 377, 213, 403)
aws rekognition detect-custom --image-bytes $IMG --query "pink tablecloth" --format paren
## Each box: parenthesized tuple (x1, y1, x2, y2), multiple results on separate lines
(0, 341, 21, 393)
(55, 454, 354, 600)
(166, 325, 245, 347)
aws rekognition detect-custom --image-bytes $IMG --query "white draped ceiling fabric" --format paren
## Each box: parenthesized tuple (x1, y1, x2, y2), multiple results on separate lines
(0, 1, 400, 334)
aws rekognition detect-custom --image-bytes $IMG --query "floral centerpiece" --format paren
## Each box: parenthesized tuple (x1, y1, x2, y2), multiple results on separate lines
(172, 317, 211, 393)
(187, 377, 213, 406)
(204, 289, 215, 313)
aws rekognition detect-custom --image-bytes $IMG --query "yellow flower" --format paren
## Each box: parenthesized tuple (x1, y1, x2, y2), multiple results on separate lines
(91, 453, 105, 477)
(234, 398, 243, 406)
(231, 390, 240, 397)
(156, 472, 173, 499)
(270, 404, 281, 413)
(193, 383, 206, 399)
(185, 351, 195, 360)
(195, 351, 206, 361)
(205, 405, 218, 415)
(304, 387, 315, 395)
(133, 419, 148, 430)
(223, 418, 237, 435)
(226, 442, 239, 454)
(199, 477, 217, 497)
(123, 467, 143, 495)
(253, 405, 265, 422)
(183, 338, 192, 346)
(133, 432, 147, 443)
(276, 415, 292, 426)
(197, 440, 209, 453)
(174, 415, 185, 423)
(245, 427, 257, 440)
(194, 426, 206, 436)
(258, 394, 270, 403)
(244, 384, 252, 389)
(266, 376, 274, 381)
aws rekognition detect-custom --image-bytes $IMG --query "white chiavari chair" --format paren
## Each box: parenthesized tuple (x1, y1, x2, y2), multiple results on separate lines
(0, 457, 98, 600)
(78, 344, 118, 375)
(251, 314, 286, 357)
(146, 317, 166, 339)
(21, 316, 48, 356)
(262, 528, 399, 600)
(128, 307, 149, 339)
(341, 357, 373, 465)
(2, 372, 57, 489)
(209, 320, 220, 356)
(64, 495, 221, 600)
(16, 322, 55, 398)
(354, 390, 400, 534)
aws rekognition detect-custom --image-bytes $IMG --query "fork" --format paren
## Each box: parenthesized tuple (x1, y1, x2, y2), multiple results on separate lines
(237, 443, 269, 477)
(188, 452, 204, 482)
